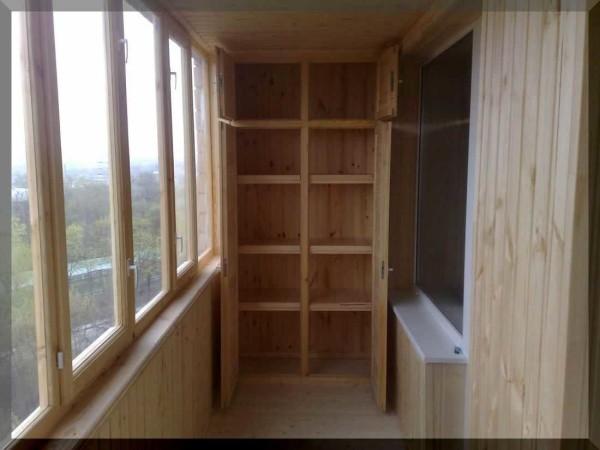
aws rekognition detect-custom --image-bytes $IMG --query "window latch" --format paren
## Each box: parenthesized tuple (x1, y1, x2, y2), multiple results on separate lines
(171, 71, 178, 90)
(120, 38, 128, 64)
(128, 258, 138, 289)
(56, 351, 64, 370)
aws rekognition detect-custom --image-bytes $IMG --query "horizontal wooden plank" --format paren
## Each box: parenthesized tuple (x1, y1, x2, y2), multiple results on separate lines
(310, 240, 372, 255)
(310, 174, 373, 185)
(240, 302, 301, 312)
(238, 175, 300, 184)
(239, 244, 301, 254)
(231, 119, 303, 129)
(308, 120, 376, 129)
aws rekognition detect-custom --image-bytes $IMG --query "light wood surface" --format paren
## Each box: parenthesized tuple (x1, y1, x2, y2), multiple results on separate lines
(50, 264, 218, 439)
(376, 45, 400, 119)
(217, 47, 236, 120)
(219, 54, 383, 391)
(467, 3, 589, 438)
(220, 122, 239, 408)
(173, 8, 430, 52)
(206, 382, 401, 438)
(394, 317, 466, 438)
(589, 2, 599, 448)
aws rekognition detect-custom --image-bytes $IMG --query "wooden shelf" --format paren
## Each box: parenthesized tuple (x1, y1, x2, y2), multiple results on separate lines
(240, 356, 300, 377)
(308, 119, 376, 129)
(310, 239, 372, 255)
(240, 288, 300, 311)
(226, 119, 375, 129)
(309, 358, 370, 379)
(240, 302, 300, 312)
(238, 175, 300, 185)
(310, 174, 373, 185)
(310, 290, 371, 312)
(239, 242, 301, 254)
(231, 119, 303, 129)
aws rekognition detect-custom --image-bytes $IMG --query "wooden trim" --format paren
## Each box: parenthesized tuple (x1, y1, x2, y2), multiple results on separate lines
(182, 43, 200, 269)
(239, 302, 301, 312)
(310, 244, 372, 255)
(309, 120, 376, 129)
(10, 6, 64, 439)
(230, 50, 379, 63)
(239, 244, 301, 255)
(237, 175, 300, 185)
(310, 175, 373, 185)
(300, 61, 310, 376)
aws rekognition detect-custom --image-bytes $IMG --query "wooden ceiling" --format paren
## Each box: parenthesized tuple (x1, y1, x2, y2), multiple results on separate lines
(165, 1, 435, 52)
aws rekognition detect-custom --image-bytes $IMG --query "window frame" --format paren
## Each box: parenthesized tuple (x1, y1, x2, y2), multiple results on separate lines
(164, 17, 198, 282)
(10, 0, 216, 440)
(191, 49, 214, 266)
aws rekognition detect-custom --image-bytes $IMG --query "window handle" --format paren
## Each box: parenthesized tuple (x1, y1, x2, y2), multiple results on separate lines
(128, 258, 138, 289)
(171, 71, 178, 90)
(120, 38, 128, 64)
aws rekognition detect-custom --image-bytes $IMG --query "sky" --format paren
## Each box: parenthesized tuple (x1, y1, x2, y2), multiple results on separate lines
(12, 8, 186, 171)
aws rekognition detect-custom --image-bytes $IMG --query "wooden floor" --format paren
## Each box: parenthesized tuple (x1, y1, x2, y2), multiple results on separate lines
(207, 381, 402, 438)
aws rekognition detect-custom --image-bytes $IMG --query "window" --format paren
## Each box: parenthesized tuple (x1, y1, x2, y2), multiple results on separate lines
(123, 5, 164, 313)
(168, 38, 191, 269)
(416, 33, 473, 334)
(54, 11, 118, 361)
(192, 51, 211, 257)
(10, 11, 41, 432)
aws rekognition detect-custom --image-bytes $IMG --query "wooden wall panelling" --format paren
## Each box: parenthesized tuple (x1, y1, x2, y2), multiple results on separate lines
(309, 184, 372, 246)
(217, 47, 236, 120)
(309, 129, 375, 175)
(235, 63, 301, 119)
(236, 129, 300, 175)
(89, 284, 214, 438)
(589, 3, 600, 447)
(220, 123, 238, 408)
(239, 254, 300, 305)
(388, 58, 420, 291)
(467, 3, 588, 438)
(238, 184, 300, 245)
(309, 63, 376, 120)
(376, 45, 400, 120)
(371, 121, 392, 411)
(240, 311, 301, 358)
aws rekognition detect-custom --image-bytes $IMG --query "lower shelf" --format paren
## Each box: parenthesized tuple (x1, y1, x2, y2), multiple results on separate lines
(240, 356, 300, 377)
(310, 358, 370, 379)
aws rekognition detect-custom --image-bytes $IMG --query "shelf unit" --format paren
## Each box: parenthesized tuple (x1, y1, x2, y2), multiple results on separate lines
(219, 49, 393, 407)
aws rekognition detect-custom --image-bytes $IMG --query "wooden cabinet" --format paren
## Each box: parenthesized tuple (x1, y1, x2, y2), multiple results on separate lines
(394, 317, 466, 438)
(218, 48, 393, 409)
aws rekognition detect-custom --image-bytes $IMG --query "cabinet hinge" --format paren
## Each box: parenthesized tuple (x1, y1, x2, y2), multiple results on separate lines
(56, 351, 64, 370)
(223, 258, 228, 277)
(380, 260, 385, 280)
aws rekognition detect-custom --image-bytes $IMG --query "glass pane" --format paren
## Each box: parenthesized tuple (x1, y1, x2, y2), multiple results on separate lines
(11, 11, 40, 430)
(192, 53, 211, 257)
(169, 38, 189, 268)
(124, 6, 163, 312)
(54, 11, 117, 360)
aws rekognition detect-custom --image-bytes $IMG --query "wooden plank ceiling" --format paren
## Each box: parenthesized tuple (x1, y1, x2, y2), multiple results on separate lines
(164, 0, 435, 52)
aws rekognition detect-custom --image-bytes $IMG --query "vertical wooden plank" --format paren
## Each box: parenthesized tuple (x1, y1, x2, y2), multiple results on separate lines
(375, 45, 399, 119)
(300, 61, 310, 375)
(216, 47, 236, 120)
(371, 121, 391, 411)
(220, 122, 239, 407)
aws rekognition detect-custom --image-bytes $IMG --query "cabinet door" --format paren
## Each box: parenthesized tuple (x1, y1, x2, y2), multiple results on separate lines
(220, 122, 238, 407)
(216, 47, 236, 120)
(371, 121, 392, 410)
(376, 45, 400, 120)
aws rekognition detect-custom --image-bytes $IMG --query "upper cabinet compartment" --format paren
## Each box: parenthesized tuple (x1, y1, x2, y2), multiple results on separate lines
(236, 63, 301, 119)
(309, 63, 376, 120)
(376, 45, 400, 120)
(217, 47, 236, 119)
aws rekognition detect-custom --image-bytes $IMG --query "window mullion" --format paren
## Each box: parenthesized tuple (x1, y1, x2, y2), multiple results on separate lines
(157, 15, 178, 291)
(104, 1, 135, 336)
(26, 4, 75, 407)
(182, 46, 198, 265)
